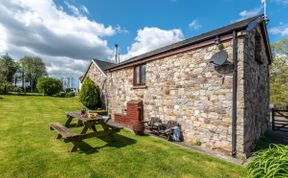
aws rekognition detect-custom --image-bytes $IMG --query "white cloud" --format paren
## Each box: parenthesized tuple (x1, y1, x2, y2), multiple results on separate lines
(121, 27, 184, 61)
(188, 20, 202, 30)
(271, 0, 288, 5)
(269, 25, 288, 36)
(80, 5, 89, 15)
(45, 56, 89, 78)
(0, 0, 120, 79)
(0, 25, 8, 53)
(64, 1, 81, 16)
(64, 1, 89, 16)
(236, 7, 262, 21)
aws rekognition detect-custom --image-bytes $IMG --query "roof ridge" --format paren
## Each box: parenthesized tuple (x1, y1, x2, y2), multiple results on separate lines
(92, 58, 115, 64)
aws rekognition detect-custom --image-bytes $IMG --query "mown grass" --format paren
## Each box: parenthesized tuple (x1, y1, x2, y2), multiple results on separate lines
(0, 95, 247, 178)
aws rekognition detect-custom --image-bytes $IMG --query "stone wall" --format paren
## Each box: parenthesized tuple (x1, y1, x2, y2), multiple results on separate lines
(242, 27, 270, 156)
(85, 62, 107, 106)
(85, 28, 270, 158)
(105, 39, 247, 156)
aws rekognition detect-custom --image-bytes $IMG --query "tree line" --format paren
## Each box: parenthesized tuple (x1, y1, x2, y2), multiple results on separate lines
(0, 54, 47, 93)
(270, 38, 288, 108)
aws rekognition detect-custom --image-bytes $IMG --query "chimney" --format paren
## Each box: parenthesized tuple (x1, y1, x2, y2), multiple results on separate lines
(115, 44, 119, 64)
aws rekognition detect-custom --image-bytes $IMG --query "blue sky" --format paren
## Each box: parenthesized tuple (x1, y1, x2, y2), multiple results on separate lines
(0, 0, 287, 80)
(55, 0, 288, 50)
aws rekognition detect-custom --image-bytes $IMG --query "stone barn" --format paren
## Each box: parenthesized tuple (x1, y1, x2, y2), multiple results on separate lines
(81, 15, 272, 158)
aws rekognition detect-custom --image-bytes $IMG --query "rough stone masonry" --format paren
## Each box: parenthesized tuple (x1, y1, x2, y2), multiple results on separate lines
(84, 23, 270, 159)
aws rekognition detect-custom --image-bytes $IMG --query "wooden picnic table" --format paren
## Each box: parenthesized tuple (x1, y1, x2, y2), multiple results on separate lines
(49, 111, 123, 152)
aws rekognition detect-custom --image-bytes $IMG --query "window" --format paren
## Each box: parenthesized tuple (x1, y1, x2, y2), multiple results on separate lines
(134, 64, 146, 85)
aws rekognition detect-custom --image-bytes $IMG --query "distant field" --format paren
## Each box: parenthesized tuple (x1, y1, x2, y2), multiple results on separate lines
(0, 95, 247, 178)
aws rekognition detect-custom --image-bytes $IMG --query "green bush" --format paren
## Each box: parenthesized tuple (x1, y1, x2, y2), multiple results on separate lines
(247, 144, 288, 178)
(79, 77, 100, 109)
(8, 86, 23, 94)
(0, 82, 12, 94)
(65, 91, 75, 97)
(36, 77, 63, 96)
(55, 91, 65, 97)
(192, 140, 202, 146)
(65, 88, 75, 93)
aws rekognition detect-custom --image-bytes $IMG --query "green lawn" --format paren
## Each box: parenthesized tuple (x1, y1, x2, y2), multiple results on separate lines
(0, 95, 247, 178)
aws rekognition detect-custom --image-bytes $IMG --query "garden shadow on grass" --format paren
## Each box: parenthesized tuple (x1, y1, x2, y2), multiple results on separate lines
(78, 133, 137, 154)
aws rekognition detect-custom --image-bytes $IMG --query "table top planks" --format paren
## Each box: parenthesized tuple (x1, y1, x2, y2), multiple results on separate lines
(66, 111, 102, 122)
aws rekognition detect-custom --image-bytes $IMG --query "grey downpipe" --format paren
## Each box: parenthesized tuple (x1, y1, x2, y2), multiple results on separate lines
(232, 30, 238, 157)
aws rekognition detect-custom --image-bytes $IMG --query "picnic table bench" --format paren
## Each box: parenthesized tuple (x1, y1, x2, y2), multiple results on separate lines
(49, 111, 123, 152)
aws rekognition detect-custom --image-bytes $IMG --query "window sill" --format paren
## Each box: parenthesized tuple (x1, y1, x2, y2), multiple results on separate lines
(133, 85, 147, 89)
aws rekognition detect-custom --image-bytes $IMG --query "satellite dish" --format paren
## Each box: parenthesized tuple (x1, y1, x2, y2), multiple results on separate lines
(209, 51, 228, 66)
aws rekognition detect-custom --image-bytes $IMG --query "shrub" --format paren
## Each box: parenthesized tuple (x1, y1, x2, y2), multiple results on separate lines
(55, 91, 65, 97)
(23, 86, 32, 93)
(0, 82, 12, 94)
(192, 140, 202, 146)
(65, 91, 75, 97)
(9, 86, 23, 93)
(247, 144, 288, 178)
(79, 77, 100, 109)
(36, 77, 63, 96)
(65, 88, 74, 93)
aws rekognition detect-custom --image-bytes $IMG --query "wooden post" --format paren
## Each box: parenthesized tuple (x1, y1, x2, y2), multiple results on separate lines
(64, 115, 73, 127)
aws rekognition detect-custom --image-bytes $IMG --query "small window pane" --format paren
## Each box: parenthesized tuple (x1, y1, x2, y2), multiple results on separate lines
(141, 64, 146, 84)
(135, 66, 140, 84)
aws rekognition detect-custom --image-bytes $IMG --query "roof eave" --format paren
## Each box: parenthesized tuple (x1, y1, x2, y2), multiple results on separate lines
(244, 15, 272, 64)
(105, 15, 270, 72)
(80, 60, 93, 83)
(261, 22, 273, 64)
(106, 28, 248, 72)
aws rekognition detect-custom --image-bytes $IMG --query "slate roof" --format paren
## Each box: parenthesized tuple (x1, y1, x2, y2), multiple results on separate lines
(80, 59, 116, 83)
(106, 14, 267, 71)
(92, 58, 116, 71)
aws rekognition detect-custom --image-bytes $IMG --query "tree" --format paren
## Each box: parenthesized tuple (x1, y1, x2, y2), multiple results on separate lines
(20, 56, 47, 92)
(0, 54, 17, 83)
(0, 54, 18, 93)
(79, 77, 101, 109)
(270, 38, 288, 108)
(0, 58, 6, 85)
(36, 77, 63, 96)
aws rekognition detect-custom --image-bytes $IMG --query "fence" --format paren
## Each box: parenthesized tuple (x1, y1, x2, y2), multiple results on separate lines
(272, 108, 288, 132)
